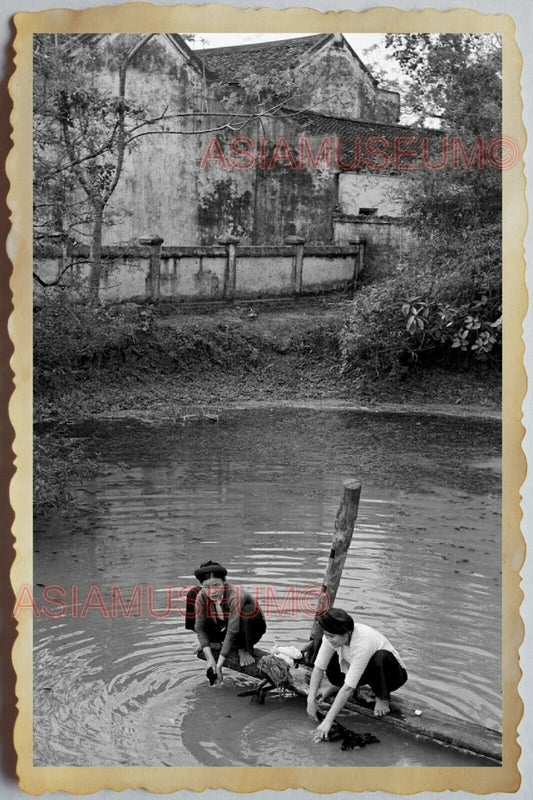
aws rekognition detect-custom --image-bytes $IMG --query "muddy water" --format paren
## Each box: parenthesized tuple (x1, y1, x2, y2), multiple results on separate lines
(34, 409, 501, 766)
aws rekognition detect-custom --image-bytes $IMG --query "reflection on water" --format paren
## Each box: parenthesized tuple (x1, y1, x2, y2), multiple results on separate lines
(34, 409, 501, 766)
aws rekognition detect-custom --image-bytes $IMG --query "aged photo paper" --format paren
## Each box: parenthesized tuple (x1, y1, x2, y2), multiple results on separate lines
(7, 2, 526, 795)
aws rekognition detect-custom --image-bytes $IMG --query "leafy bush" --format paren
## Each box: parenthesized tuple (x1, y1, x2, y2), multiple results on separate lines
(340, 226, 502, 378)
(401, 295, 501, 364)
(340, 279, 409, 377)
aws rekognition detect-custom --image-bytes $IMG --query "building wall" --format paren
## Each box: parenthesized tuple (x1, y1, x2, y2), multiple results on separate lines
(338, 173, 409, 217)
(375, 88, 401, 123)
(90, 35, 233, 247)
(333, 217, 415, 281)
(291, 37, 400, 124)
(250, 119, 338, 245)
(196, 133, 256, 244)
(53, 34, 410, 267)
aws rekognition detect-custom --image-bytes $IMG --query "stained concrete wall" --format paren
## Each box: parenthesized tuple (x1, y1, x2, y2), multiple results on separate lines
(159, 254, 227, 299)
(250, 118, 338, 245)
(99, 257, 148, 301)
(303, 254, 355, 292)
(253, 164, 337, 246)
(333, 217, 415, 281)
(338, 173, 409, 217)
(375, 89, 401, 124)
(95, 36, 221, 247)
(236, 255, 294, 296)
(34, 244, 360, 301)
(196, 147, 255, 244)
(37, 34, 411, 279)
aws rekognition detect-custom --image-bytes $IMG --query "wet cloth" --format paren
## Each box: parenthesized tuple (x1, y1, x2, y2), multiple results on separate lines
(314, 622, 406, 693)
(257, 654, 293, 688)
(315, 710, 380, 751)
(185, 583, 266, 658)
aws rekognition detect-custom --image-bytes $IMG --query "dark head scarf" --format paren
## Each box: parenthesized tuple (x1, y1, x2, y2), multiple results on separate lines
(194, 560, 228, 583)
(318, 608, 354, 635)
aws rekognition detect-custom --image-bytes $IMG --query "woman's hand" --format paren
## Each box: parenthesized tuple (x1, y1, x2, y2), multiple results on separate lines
(216, 660, 224, 685)
(306, 698, 319, 721)
(206, 654, 217, 672)
(314, 718, 332, 742)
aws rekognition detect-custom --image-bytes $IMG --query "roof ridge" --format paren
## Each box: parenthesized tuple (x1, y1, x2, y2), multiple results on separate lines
(195, 34, 330, 56)
(281, 106, 429, 133)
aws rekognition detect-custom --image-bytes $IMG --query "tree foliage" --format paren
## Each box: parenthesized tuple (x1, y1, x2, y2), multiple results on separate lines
(342, 34, 503, 379)
(34, 35, 155, 300)
(384, 33, 501, 133)
(387, 33, 502, 236)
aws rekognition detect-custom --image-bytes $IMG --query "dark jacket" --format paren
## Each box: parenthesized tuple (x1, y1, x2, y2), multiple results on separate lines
(195, 583, 261, 658)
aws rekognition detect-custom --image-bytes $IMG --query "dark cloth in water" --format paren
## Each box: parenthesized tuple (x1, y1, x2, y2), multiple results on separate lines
(316, 711, 380, 751)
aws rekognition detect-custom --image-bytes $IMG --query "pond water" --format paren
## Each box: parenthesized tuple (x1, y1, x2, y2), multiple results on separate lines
(33, 409, 501, 767)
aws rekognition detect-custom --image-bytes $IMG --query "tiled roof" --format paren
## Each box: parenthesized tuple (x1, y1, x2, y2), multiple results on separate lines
(282, 107, 427, 138)
(278, 107, 439, 171)
(194, 34, 334, 83)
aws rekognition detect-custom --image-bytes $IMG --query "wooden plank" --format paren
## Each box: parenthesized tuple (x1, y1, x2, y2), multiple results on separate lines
(197, 647, 502, 763)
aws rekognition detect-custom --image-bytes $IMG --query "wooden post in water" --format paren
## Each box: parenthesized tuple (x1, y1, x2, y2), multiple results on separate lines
(303, 479, 361, 664)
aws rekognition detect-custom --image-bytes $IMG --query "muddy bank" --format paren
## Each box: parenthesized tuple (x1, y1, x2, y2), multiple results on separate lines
(86, 397, 501, 424)
(36, 300, 501, 422)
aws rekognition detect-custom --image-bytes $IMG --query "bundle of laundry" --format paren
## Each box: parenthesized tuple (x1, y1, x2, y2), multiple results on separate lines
(268, 644, 304, 668)
(237, 645, 303, 703)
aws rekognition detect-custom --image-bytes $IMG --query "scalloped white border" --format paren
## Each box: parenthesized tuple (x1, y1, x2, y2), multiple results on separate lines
(6, 4, 527, 794)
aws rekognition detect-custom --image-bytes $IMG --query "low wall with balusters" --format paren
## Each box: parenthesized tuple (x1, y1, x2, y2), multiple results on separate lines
(33, 235, 365, 303)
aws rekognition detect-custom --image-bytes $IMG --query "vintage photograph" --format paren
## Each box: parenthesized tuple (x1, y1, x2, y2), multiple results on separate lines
(28, 29, 504, 769)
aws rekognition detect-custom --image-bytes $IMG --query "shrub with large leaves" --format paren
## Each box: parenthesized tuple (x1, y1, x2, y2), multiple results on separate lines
(340, 224, 501, 376)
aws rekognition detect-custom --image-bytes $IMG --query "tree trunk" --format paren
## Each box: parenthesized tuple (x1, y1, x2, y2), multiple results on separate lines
(89, 201, 104, 304)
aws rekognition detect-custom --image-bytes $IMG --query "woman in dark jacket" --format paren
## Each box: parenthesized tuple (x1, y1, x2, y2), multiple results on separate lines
(186, 560, 266, 683)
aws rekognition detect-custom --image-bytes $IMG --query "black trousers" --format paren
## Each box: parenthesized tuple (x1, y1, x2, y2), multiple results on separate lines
(185, 586, 266, 652)
(326, 649, 407, 700)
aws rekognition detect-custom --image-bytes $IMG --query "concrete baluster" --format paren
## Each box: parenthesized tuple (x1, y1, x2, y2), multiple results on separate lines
(217, 234, 240, 300)
(285, 235, 306, 295)
(139, 234, 164, 301)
